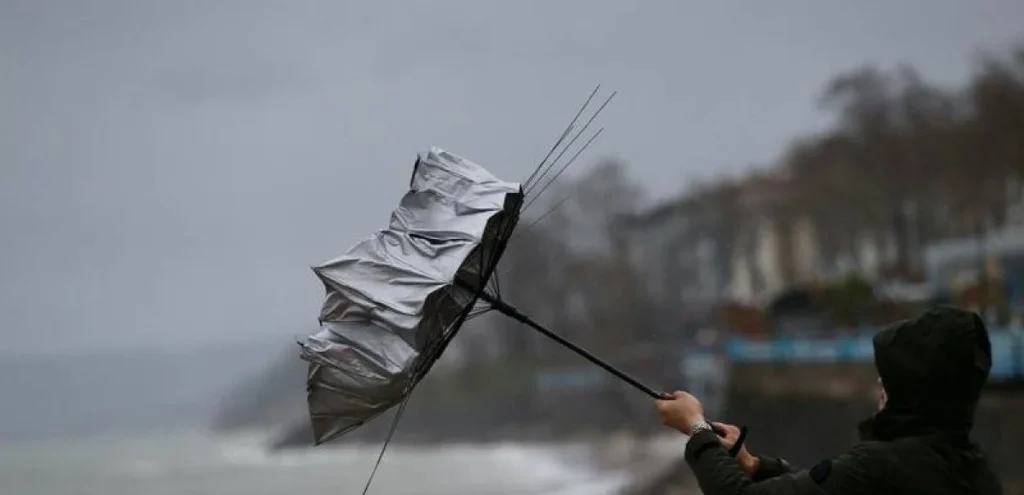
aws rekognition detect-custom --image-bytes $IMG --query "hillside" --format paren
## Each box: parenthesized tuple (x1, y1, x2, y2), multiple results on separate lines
(210, 350, 308, 431)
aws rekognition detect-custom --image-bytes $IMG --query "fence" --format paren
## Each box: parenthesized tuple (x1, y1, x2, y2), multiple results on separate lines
(725, 328, 1024, 381)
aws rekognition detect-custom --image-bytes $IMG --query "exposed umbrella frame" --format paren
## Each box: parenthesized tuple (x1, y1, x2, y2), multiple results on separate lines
(298, 87, 732, 494)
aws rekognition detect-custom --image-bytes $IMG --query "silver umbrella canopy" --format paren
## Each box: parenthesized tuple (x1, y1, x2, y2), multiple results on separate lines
(299, 147, 523, 445)
(297, 88, 710, 453)
(297, 89, 733, 495)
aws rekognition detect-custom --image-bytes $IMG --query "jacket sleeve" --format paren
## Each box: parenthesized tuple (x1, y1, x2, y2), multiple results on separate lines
(684, 431, 883, 495)
(752, 455, 794, 481)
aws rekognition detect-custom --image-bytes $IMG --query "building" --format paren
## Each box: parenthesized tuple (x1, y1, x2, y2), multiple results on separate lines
(724, 171, 800, 304)
(618, 171, 823, 310)
(924, 227, 1024, 309)
(615, 191, 733, 318)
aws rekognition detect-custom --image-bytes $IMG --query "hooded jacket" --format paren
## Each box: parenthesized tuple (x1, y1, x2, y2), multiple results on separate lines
(683, 307, 1002, 495)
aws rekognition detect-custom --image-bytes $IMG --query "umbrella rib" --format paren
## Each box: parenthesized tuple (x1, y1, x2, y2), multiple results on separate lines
(525, 192, 574, 230)
(524, 127, 605, 213)
(496, 87, 612, 288)
(525, 91, 616, 200)
(526, 124, 574, 191)
(468, 304, 493, 319)
(490, 85, 596, 288)
(527, 87, 607, 191)
(491, 196, 526, 298)
(359, 392, 414, 495)
(415, 285, 484, 373)
(356, 295, 489, 495)
(489, 211, 519, 299)
(523, 85, 600, 189)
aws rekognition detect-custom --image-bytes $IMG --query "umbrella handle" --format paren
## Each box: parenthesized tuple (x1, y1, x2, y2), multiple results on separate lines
(468, 286, 726, 436)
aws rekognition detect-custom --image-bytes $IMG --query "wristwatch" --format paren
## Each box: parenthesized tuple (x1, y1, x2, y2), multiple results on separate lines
(686, 420, 715, 436)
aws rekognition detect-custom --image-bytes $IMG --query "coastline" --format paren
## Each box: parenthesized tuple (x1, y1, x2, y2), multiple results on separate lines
(269, 423, 673, 451)
(262, 423, 697, 495)
(265, 411, 668, 450)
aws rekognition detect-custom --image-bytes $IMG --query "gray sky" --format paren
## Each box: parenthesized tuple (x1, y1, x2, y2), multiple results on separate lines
(1, 0, 1022, 354)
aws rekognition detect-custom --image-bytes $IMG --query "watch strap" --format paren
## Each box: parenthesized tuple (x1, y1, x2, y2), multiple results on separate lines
(686, 421, 750, 459)
(686, 420, 714, 436)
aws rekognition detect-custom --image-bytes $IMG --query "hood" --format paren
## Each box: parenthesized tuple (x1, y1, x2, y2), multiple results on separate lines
(863, 307, 991, 440)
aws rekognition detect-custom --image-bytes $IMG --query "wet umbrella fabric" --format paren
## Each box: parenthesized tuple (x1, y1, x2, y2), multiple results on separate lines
(299, 147, 522, 445)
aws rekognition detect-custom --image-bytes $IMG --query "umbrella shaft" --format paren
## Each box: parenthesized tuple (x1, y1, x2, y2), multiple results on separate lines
(472, 289, 670, 400)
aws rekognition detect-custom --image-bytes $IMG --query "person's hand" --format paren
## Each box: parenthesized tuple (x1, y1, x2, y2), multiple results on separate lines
(712, 422, 759, 476)
(654, 391, 705, 434)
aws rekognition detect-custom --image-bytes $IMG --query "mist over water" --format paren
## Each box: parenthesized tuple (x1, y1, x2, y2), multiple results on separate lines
(0, 431, 633, 495)
(0, 340, 285, 442)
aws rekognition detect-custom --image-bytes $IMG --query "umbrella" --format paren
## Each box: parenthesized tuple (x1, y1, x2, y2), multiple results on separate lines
(297, 88, 726, 492)
(300, 144, 674, 443)
(299, 146, 525, 444)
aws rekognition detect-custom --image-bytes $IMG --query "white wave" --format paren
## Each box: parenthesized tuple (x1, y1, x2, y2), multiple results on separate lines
(98, 432, 640, 494)
(542, 473, 632, 495)
(215, 434, 372, 468)
(486, 443, 589, 484)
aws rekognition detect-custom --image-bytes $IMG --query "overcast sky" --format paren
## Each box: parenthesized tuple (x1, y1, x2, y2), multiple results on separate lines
(1, 0, 1022, 355)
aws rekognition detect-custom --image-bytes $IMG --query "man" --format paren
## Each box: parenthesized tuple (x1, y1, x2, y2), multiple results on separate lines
(655, 307, 1002, 495)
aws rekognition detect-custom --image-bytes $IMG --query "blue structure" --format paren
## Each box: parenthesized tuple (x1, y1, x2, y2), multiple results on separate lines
(726, 328, 1024, 381)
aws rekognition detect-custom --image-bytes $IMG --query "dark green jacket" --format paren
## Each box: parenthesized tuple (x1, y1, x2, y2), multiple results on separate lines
(685, 307, 1002, 495)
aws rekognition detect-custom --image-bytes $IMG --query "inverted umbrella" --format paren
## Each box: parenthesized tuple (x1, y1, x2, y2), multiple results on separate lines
(299, 146, 523, 443)
(299, 146, 672, 445)
(297, 89, 728, 493)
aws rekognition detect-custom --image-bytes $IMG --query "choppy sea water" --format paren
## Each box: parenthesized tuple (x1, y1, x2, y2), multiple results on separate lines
(0, 431, 648, 495)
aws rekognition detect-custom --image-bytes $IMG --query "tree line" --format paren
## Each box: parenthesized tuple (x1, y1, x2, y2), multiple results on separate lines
(455, 43, 1024, 370)
(776, 44, 1024, 278)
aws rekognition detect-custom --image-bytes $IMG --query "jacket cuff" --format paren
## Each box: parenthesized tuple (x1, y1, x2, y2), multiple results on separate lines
(684, 430, 722, 463)
(752, 455, 792, 481)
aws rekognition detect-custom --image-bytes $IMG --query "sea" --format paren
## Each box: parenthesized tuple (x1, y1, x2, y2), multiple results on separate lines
(0, 430, 684, 495)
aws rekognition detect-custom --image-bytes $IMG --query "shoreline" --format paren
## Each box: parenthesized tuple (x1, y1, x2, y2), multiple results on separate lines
(259, 423, 696, 492)
(266, 422, 675, 451)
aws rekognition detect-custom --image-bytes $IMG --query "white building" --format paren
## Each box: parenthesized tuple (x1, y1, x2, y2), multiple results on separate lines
(617, 196, 732, 309)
